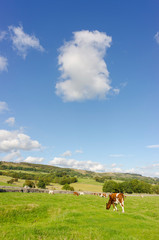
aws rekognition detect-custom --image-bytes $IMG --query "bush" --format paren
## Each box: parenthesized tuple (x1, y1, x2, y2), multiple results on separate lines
(7, 179, 15, 184)
(152, 185, 159, 194)
(37, 180, 46, 189)
(59, 177, 78, 185)
(23, 180, 35, 188)
(62, 183, 74, 191)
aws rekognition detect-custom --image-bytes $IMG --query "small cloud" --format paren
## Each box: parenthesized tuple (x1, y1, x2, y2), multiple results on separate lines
(152, 163, 159, 167)
(146, 145, 159, 149)
(120, 82, 127, 88)
(109, 154, 124, 158)
(23, 156, 44, 164)
(154, 32, 159, 44)
(0, 56, 8, 72)
(0, 31, 7, 41)
(112, 88, 120, 95)
(0, 101, 9, 113)
(75, 149, 83, 154)
(111, 167, 122, 172)
(111, 163, 117, 167)
(61, 150, 72, 157)
(5, 117, 15, 126)
(56, 30, 114, 102)
(9, 24, 44, 59)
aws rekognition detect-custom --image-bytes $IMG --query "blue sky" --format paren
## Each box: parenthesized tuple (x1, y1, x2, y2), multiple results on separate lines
(0, 0, 159, 177)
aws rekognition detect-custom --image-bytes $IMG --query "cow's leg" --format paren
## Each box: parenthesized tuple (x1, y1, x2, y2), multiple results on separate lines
(120, 203, 124, 213)
(113, 203, 118, 211)
(115, 203, 118, 211)
(112, 203, 116, 211)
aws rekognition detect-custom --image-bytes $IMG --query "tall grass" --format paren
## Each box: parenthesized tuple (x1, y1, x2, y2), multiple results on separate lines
(0, 192, 159, 240)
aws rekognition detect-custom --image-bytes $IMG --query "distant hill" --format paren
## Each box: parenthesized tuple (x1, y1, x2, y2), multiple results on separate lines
(0, 161, 158, 184)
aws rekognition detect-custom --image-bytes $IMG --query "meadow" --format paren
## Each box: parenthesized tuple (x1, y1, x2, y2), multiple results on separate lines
(0, 192, 159, 240)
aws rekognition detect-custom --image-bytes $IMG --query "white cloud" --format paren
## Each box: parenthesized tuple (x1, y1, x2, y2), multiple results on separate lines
(49, 157, 107, 172)
(5, 117, 15, 126)
(0, 56, 8, 72)
(154, 32, 159, 44)
(0, 129, 41, 152)
(0, 31, 7, 41)
(9, 24, 44, 59)
(152, 163, 159, 167)
(146, 145, 159, 149)
(0, 101, 9, 113)
(109, 154, 124, 158)
(111, 163, 117, 167)
(23, 156, 44, 164)
(111, 167, 122, 172)
(113, 88, 120, 95)
(61, 150, 72, 157)
(56, 30, 114, 102)
(1, 150, 22, 162)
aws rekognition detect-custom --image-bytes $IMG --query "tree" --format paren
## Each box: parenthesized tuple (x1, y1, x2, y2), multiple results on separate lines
(103, 180, 119, 193)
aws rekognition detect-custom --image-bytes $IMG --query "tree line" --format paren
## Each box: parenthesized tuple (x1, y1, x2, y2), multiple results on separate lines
(103, 180, 159, 194)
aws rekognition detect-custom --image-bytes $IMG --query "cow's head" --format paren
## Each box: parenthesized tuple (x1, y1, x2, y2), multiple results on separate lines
(106, 200, 111, 210)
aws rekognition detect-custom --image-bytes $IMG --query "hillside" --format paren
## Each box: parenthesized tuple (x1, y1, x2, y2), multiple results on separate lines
(0, 161, 158, 184)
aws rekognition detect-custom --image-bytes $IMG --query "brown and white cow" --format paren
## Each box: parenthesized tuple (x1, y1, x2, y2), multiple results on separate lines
(49, 190, 54, 194)
(73, 191, 79, 196)
(106, 193, 125, 213)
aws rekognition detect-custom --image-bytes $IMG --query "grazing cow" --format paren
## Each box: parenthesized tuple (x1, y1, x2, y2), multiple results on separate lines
(106, 193, 125, 213)
(79, 192, 84, 195)
(73, 191, 79, 196)
(93, 193, 98, 196)
(99, 193, 107, 198)
(49, 190, 54, 194)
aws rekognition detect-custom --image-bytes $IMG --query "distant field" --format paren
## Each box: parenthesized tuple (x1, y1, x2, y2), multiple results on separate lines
(0, 175, 104, 192)
(0, 192, 158, 240)
(0, 175, 26, 187)
(71, 177, 103, 192)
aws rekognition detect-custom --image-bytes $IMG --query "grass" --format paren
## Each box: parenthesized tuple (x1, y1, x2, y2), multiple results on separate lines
(70, 177, 103, 192)
(0, 192, 159, 240)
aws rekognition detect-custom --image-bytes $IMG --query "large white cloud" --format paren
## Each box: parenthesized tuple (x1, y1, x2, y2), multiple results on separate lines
(56, 30, 116, 102)
(23, 156, 44, 164)
(0, 56, 8, 72)
(1, 150, 22, 162)
(0, 129, 41, 152)
(49, 157, 107, 172)
(9, 24, 44, 59)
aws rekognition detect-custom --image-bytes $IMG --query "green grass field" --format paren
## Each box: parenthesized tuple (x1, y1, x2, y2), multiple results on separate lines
(0, 192, 159, 240)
